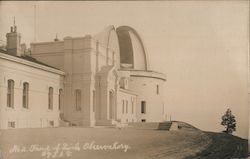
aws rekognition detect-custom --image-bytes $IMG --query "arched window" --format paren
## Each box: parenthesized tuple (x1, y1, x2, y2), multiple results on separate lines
(23, 82, 29, 109)
(7, 79, 14, 108)
(58, 89, 63, 110)
(48, 87, 53, 110)
(75, 89, 81, 111)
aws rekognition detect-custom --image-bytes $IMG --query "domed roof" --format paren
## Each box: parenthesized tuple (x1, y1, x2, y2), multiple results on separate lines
(94, 25, 149, 70)
(94, 25, 120, 67)
(116, 26, 149, 70)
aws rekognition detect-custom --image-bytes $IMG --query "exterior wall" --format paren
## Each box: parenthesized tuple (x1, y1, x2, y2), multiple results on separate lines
(64, 36, 118, 126)
(0, 55, 64, 129)
(95, 66, 118, 126)
(94, 26, 120, 68)
(117, 89, 137, 123)
(63, 36, 95, 126)
(128, 71, 166, 122)
(95, 40, 116, 72)
(29, 26, 167, 126)
(31, 34, 120, 126)
(248, 91, 250, 152)
(31, 41, 64, 70)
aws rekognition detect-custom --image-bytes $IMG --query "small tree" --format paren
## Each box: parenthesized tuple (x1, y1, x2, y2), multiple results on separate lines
(221, 108, 236, 134)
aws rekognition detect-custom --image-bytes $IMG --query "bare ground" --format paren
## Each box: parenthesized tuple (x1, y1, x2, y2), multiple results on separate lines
(0, 124, 247, 159)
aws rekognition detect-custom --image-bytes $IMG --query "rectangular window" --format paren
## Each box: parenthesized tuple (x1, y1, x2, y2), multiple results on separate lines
(141, 101, 146, 114)
(59, 89, 63, 110)
(122, 100, 125, 114)
(156, 84, 159, 95)
(8, 121, 15, 128)
(132, 100, 134, 114)
(93, 90, 96, 112)
(48, 87, 53, 110)
(112, 52, 115, 65)
(126, 100, 128, 114)
(23, 82, 29, 109)
(75, 89, 81, 111)
(7, 80, 14, 108)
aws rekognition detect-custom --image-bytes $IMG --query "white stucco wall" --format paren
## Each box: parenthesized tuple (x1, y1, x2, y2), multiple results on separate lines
(31, 41, 64, 70)
(128, 71, 166, 122)
(31, 34, 120, 126)
(128, 31, 147, 70)
(117, 89, 137, 123)
(94, 26, 120, 68)
(0, 54, 64, 129)
(28, 26, 167, 126)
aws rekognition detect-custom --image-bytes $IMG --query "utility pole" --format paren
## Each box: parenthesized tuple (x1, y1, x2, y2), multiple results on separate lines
(34, 3, 37, 42)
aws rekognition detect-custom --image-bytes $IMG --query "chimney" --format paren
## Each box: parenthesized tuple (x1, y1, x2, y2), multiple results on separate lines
(6, 17, 22, 56)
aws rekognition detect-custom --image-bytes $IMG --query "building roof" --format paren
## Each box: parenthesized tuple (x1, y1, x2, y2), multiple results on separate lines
(116, 26, 149, 70)
(94, 25, 149, 71)
(0, 49, 65, 75)
(0, 49, 55, 68)
(118, 69, 166, 81)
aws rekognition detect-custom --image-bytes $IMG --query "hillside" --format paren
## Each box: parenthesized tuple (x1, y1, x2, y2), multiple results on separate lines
(186, 131, 248, 159)
(0, 122, 248, 159)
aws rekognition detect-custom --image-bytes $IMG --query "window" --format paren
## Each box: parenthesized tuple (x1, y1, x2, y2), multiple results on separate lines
(119, 78, 125, 89)
(8, 121, 15, 128)
(93, 90, 96, 112)
(141, 101, 146, 114)
(58, 89, 63, 110)
(132, 100, 134, 114)
(112, 52, 115, 65)
(126, 100, 128, 114)
(7, 79, 14, 108)
(156, 84, 159, 95)
(122, 100, 125, 114)
(75, 89, 81, 111)
(23, 82, 29, 109)
(49, 121, 54, 127)
(141, 119, 146, 122)
(48, 87, 53, 110)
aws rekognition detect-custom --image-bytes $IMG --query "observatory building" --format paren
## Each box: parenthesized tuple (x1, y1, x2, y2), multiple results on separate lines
(0, 24, 166, 128)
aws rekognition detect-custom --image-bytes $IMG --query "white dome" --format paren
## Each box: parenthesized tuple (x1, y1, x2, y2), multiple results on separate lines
(94, 26, 149, 70)
(116, 26, 149, 70)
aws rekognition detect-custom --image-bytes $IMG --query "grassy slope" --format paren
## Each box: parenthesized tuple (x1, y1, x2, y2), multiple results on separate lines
(185, 132, 248, 159)
(0, 124, 248, 159)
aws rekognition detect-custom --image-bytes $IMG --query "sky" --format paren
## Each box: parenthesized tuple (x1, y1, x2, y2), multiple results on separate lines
(0, 1, 249, 138)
